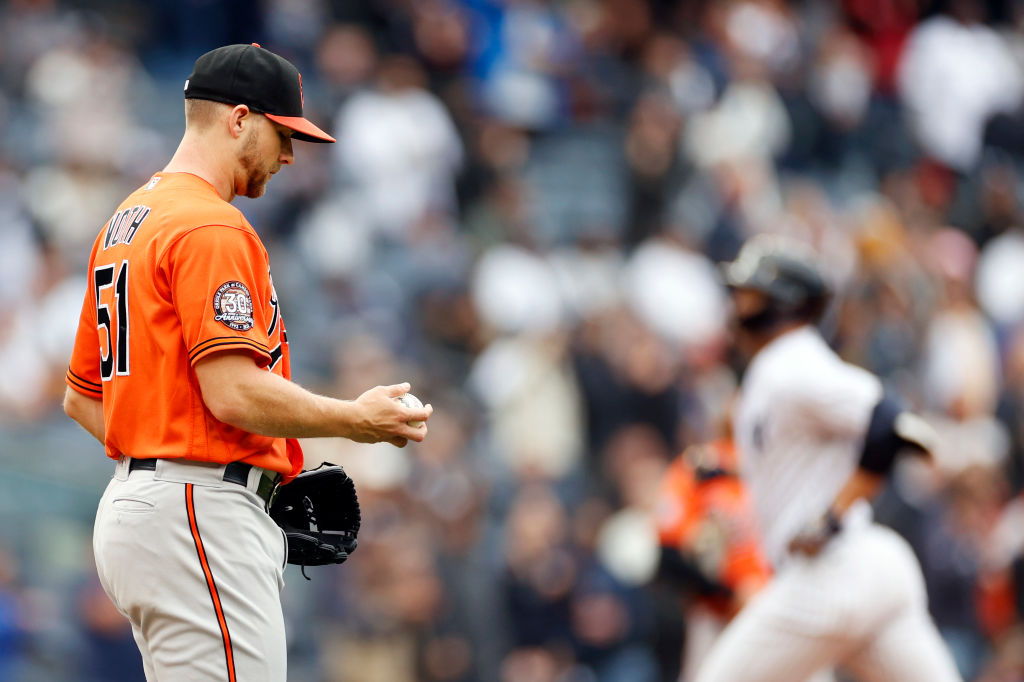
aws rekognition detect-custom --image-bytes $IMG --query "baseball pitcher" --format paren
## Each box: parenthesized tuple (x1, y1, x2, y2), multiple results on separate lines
(63, 44, 432, 681)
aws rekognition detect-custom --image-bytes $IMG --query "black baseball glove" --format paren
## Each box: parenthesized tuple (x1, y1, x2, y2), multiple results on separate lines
(269, 463, 360, 578)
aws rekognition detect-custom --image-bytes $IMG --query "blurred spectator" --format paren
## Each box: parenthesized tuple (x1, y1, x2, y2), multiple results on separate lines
(808, 27, 874, 134)
(976, 225, 1024, 329)
(502, 483, 576, 650)
(569, 561, 659, 682)
(333, 52, 463, 240)
(572, 313, 683, 456)
(624, 91, 687, 246)
(462, 0, 581, 129)
(621, 234, 727, 353)
(843, 0, 920, 95)
(714, 0, 801, 79)
(684, 69, 791, 169)
(468, 328, 583, 480)
(919, 465, 1010, 679)
(412, 1, 471, 85)
(920, 228, 1001, 420)
(898, 1, 1023, 171)
(642, 33, 715, 116)
(318, 24, 380, 98)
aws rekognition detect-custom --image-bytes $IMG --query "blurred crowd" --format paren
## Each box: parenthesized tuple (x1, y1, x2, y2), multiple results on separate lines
(2, 0, 1024, 680)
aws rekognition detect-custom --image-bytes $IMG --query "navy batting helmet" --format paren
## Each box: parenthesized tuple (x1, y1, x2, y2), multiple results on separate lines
(721, 235, 830, 323)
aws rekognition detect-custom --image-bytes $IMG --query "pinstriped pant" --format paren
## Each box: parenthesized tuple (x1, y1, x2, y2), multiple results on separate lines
(93, 457, 288, 681)
(695, 524, 962, 682)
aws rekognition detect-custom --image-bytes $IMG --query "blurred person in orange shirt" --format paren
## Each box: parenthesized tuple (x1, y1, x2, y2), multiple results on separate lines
(653, 437, 770, 681)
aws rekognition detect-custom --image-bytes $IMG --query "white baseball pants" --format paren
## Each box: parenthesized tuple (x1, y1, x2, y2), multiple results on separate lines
(93, 457, 289, 681)
(682, 604, 836, 682)
(695, 522, 962, 682)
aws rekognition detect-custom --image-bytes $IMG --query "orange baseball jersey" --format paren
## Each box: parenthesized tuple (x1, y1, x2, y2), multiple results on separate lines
(655, 440, 770, 605)
(66, 172, 303, 482)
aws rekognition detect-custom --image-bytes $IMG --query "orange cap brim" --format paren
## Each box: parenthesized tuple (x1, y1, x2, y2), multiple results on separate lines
(265, 113, 336, 143)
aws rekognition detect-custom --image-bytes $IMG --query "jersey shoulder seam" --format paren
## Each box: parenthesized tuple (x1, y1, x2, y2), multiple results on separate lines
(155, 220, 265, 269)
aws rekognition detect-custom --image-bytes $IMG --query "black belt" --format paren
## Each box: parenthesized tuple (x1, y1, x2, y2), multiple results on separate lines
(128, 458, 280, 505)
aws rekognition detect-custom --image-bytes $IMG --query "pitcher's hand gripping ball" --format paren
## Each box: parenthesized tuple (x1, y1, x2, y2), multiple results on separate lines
(269, 464, 360, 578)
(396, 392, 425, 427)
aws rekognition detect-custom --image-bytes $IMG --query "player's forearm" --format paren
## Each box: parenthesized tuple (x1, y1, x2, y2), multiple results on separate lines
(790, 468, 885, 556)
(63, 387, 105, 444)
(194, 352, 430, 444)
(831, 468, 884, 515)
(205, 367, 365, 439)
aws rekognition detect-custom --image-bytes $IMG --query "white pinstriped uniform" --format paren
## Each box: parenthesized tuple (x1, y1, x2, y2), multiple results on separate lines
(695, 326, 962, 682)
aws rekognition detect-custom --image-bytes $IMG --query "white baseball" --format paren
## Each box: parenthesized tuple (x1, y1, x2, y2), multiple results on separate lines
(396, 392, 425, 427)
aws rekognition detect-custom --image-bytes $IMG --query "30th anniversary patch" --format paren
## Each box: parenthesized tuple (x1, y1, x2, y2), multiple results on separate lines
(213, 281, 255, 331)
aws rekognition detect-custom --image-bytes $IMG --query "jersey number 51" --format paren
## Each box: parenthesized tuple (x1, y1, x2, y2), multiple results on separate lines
(95, 260, 130, 380)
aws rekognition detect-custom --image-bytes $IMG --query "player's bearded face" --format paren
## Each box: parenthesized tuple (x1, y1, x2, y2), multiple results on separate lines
(730, 289, 772, 357)
(238, 125, 279, 199)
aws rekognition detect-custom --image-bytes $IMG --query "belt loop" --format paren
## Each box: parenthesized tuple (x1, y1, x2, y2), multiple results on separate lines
(246, 465, 262, 493)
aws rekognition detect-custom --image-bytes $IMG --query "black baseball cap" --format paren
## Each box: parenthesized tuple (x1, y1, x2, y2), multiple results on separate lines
(184, 43, 335, 143)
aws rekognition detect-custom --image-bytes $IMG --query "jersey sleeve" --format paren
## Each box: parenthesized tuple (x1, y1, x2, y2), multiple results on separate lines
(66, 270, 104, 399)
(163, 225, 274, 367)
(791, 360, 883, 440)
